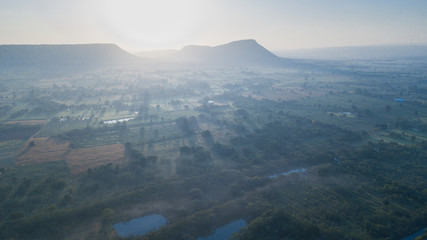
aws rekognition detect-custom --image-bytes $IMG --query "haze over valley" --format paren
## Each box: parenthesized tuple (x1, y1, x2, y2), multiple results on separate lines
(1, 1, 427, 240)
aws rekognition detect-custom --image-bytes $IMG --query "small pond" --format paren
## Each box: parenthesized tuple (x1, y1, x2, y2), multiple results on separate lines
(114, 214, 167, 237)
(269, 168, 306, 178)
(197, 219, 247, 240)
(401, 227, 427, 240)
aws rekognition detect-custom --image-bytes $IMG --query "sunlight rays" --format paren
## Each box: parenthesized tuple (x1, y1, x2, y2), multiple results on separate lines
(101, 0, 204, 49)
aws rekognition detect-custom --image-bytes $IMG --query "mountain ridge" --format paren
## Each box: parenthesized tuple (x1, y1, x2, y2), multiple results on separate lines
(0, 43, 140, 70)
(137, 39, 283, 66)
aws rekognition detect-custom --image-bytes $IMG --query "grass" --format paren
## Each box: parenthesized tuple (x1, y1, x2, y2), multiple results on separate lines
(0, 139, 27, 166)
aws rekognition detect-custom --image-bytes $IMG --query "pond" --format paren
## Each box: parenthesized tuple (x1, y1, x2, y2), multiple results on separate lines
(113, 214, 167, 237)
(269, 168, 306, 178)
(197, 219, 247, 240)
(402, 227, 426, 240)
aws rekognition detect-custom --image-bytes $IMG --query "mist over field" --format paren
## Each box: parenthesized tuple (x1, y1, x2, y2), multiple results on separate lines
(1, 1, 427, 239)
(0, 39, 426, 240)
(275, 45, 427, 60)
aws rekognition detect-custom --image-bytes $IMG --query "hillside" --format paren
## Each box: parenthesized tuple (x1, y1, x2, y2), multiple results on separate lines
(0, 44, 140, 70)
(137, 39, 283, 66)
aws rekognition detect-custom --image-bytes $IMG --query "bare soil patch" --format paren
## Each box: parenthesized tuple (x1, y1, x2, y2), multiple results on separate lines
(16, 138, 125, 174)
(5, 120, 47, 125)
(16, 137, 70, 165)
(65, 144, 125, 174)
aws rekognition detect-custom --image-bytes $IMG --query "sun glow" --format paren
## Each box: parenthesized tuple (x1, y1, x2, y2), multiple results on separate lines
(101, 0, 205, 50)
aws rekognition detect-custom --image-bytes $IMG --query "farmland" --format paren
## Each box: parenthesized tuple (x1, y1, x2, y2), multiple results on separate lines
(0, 46, 426, 239)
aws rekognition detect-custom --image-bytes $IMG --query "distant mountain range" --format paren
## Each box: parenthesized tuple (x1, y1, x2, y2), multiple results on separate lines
(2, 41, 427, 75)
(137, 39, 283, 66)
(0, 44, 139, 70)
(275, 45, 427, 60)
(0, 40, 283, 72)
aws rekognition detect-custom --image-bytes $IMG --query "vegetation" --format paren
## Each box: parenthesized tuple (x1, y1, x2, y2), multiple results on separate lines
(0, 51, 426, 239)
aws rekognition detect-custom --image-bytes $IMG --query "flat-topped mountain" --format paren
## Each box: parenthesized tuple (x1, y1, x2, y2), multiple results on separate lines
(179, 39, 280, 64)
(138, 39, 283, 66)
(0, 44, 139, 70)
(0, 40, 283, 71)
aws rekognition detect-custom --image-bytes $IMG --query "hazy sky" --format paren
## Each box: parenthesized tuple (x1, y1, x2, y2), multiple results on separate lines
(1, 0, 427, 52)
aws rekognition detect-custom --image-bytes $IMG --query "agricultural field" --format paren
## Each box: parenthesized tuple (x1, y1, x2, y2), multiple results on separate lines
(0, 53, 426, 240)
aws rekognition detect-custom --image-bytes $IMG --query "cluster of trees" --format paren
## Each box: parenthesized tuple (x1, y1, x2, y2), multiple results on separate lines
(125, 142, 157, 166)
(30, 97, 67, 114)
(395, 117, 427, 132)
(176, 116, 199, 134)
(228, 116, 362, 164)
(177, 146, 212, 175)
(234, 209, 321, 240)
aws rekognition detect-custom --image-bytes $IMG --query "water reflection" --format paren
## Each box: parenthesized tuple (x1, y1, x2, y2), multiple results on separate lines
(197, 219, 247, 240)
(114, 214, 166, 237)
(402, 227, 426, 240)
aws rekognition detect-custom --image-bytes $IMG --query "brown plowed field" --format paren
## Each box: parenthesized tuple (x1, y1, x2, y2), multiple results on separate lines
(65, 144, 125, 174)
(5, 120, 48, 125)
(16, 137, 125, 174)
(16, 137, 70, 165)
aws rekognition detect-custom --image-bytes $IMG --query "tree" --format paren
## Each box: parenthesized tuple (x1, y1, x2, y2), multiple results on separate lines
(101, 208, 114, 225)
(202, 130, 214, 144)
(140, 127, 145, 138)
(142, 90, 151, 111)
(176, 116, 198, 134)
(99, 208, 114, 238)
(189, 188, 202, 200)
(125, 142, 133, 149)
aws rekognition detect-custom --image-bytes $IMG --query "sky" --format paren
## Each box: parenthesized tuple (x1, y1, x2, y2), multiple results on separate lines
(1, 0, 427, 52)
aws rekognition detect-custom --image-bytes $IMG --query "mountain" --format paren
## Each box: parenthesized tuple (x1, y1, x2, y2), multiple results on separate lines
(0, 44, 140, 70)
(137, 39, 283, 66)
(275, 45, 427, 60)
